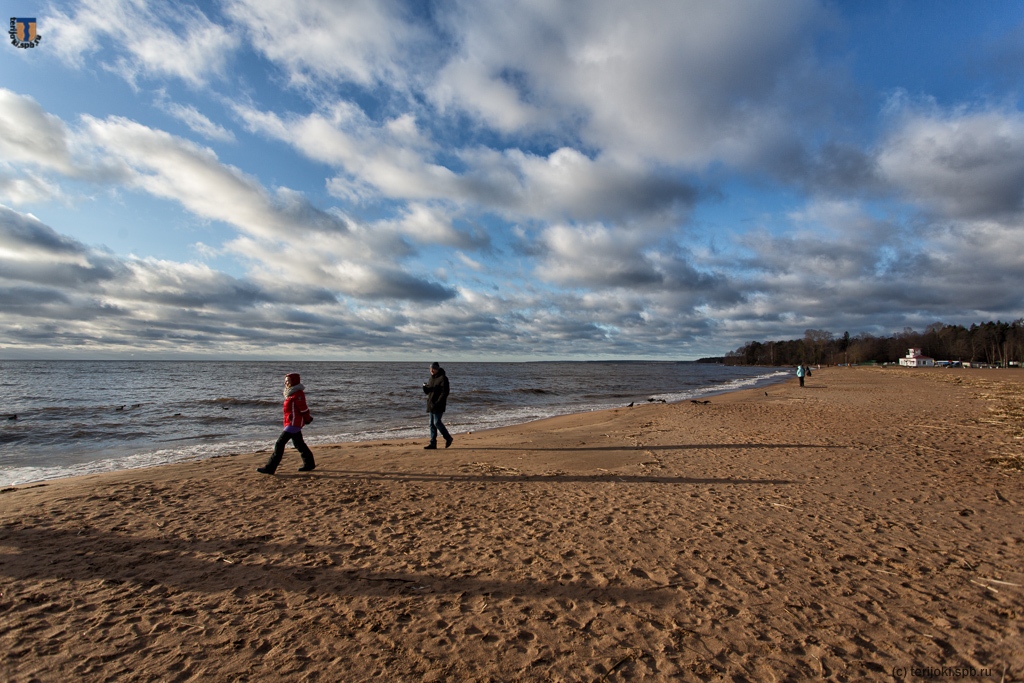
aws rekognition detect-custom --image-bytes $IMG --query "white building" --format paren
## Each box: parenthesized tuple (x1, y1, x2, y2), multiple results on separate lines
(899, 348, 935, 367)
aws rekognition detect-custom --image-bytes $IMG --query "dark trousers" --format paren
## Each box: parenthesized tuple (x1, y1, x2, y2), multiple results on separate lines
(799, 376, 805, 387)
(429, 412, 451, 444)
(263, 430, 315, 472)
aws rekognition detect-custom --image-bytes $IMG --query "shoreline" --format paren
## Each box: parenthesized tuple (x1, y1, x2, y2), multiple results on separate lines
(2, 366, 1022, 681)
(0, 367, 790, 489)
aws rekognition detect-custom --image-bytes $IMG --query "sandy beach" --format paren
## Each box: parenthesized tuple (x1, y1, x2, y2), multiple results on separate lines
(1, 367, 1022, 682)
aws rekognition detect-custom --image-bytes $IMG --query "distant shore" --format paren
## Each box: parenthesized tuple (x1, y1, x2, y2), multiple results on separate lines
(1, 367, 1022, 681)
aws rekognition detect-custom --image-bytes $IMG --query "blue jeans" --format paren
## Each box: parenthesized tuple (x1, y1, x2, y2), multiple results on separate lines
(429, 412, 451, 444)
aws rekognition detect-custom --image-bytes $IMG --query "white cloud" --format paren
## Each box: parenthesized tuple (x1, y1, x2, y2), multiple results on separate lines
(0, 89, 79, 175)
(44, 0, 239, 86)
(536, 223, 663, 288)
(429, 0, 825, 166)
(468, 146, 697, 223)
(235, 103, 462, 202)
(878, 106, 1024, 220)
(0, 172, 67, 205)
(162, 102, 236, 143)
(0, 204, 97, 267)
(431, 56, 544, 133)
(238, 101, 696, 224)
(0, 95, 457, 304)
(0, 204, 453, 355)
(456, 251, 484, 271)
(83, 115, 292, 240)
(385, 203, 487, 249)
(223, 0, 428, 87)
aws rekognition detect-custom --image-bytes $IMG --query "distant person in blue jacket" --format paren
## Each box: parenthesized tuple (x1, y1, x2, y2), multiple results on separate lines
(796, 364, 806, 387)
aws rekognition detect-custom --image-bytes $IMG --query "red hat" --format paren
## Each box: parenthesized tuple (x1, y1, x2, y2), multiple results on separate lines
(285, 373, 301, 385)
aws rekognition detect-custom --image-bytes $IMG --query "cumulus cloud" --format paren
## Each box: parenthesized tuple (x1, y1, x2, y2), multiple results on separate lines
(44, 0, 239, 86)
(1, 206, 84, 257)
(235, 102, 462, 203)
(0, 172, 67, 206)
(383, 204, 490, 250)
(85, 117, 455, 301)
(455, 146, 698, 224)
(707, 193, 1024, 343)
(878, 105, 1024, 220)
(83, 115, 297, 238)
(0, 204, 366, 351)
(223, 0, 431, 88)
(531, 222, 740, 324)
(0, 89, 80, 175)
(0, 202, 458, 355)
(429, 0, 826, 167)
(238, 101, 697, 225)
(537, 223, 664, 288)
(0, 88, 130, 189)
(0, 92, 458, 305)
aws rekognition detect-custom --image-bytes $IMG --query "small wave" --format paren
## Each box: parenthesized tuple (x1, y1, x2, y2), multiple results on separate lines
(72, 429, 154, 442)
(513, 388, 553, 395)
(157, 433, 232, 443)
(192, 415, 236, 425)
(581, 391, 641, 400)
(206, 397, 279, 407)
(69, 429, 107, 440)
(648, 370, 789, 403)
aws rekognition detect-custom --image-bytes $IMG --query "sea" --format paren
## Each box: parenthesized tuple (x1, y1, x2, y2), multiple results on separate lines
(0, 361, 788, 487)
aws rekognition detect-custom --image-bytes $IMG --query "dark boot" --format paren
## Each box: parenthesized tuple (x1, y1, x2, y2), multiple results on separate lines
(292, 432, 316, 471)
(424, 442, 437, 450)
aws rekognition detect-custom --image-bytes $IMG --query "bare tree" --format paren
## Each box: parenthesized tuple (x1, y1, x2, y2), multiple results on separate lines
(804, 329, 834, 366)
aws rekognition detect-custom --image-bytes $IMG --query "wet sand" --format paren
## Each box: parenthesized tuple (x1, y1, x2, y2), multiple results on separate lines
(1, 366, 1022, 681)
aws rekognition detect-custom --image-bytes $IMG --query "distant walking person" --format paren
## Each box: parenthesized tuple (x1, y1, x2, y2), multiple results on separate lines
(422, 362, 453, 449)
(796, 364, 806, 388)
(257, 373, 315, 474)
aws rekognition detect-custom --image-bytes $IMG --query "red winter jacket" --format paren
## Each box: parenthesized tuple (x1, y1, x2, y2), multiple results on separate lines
(283, 389, 312, 430)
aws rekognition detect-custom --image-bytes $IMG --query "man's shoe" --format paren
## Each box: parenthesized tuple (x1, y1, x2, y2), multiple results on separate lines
(444, 436, 453, 449)
(424, 443, 437, 450)
(298, 464, 316, 472)
(256, 467, 274, 475)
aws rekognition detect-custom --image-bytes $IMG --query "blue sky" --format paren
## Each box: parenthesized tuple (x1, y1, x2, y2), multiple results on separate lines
(1, 0, 1023, 360)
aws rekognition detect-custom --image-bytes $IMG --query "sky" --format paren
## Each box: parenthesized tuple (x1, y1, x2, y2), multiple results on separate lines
(1, 1, 1023, 361)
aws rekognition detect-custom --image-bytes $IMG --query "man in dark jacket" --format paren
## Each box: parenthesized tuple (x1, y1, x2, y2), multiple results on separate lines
(422, 361, 453, 449)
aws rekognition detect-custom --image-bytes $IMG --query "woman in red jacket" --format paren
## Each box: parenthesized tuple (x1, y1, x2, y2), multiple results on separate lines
(257, 373, 315, 474)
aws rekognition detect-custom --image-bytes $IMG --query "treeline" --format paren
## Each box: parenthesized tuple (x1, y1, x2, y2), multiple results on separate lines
(722, 320, 1024, 367)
